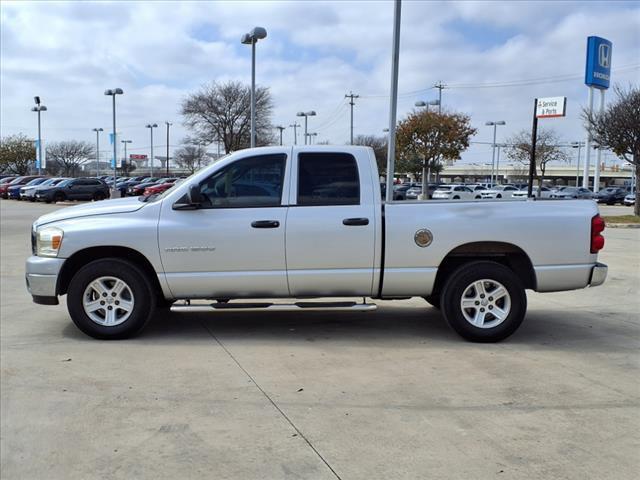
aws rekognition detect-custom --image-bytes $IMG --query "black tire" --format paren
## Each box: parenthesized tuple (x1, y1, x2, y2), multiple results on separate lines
(67, 258, 156, 339)
(424, 294, 441, 309)
(453, 195, 460, 199)
(54, 192, 65, 203)
(496, 194, 502, 199)
(475, 195, 481, 199)
(441, 261, 527, 343)
(93, 191, 105, 201)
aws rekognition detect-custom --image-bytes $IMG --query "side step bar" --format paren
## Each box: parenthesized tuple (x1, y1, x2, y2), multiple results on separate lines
(170, 300, 377, 313)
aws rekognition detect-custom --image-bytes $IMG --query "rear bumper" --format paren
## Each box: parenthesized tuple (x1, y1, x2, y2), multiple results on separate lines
(589, 262, 608, 287)
(25, 256, 65, 304)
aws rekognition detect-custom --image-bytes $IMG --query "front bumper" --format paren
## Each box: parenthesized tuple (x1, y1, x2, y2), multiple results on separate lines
(25, 256, 65, 304)
(589, 262, 608, 287)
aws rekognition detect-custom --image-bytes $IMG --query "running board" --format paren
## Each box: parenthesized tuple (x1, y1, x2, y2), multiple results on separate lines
(170, 301, 377, 313)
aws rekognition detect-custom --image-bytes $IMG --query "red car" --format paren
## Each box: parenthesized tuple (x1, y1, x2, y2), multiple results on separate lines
(143, 180, 178, 196)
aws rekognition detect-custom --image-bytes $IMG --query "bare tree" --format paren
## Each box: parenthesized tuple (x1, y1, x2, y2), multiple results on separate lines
(584, 85, 640, 215)
(46, 140, 94, 177)
(505, 128, 569, 196)
(353, 134, 388, 175)
(0, 134, 36, 175)
(181, 81, 274, 153)
(174, 141, 208, 174)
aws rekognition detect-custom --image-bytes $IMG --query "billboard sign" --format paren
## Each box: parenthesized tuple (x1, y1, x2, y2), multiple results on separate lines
(585, 36, 612, 89)
(535, 97, 567, 118)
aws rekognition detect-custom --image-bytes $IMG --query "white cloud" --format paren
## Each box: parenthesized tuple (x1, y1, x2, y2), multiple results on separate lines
(1, 0, 638, 167)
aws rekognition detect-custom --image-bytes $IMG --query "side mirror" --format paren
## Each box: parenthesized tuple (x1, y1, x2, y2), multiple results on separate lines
(173, 184, 203, 210)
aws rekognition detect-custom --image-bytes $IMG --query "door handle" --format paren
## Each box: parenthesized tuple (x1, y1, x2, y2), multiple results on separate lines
(342, 217, 369, 226)
(251, 220, 280, 229)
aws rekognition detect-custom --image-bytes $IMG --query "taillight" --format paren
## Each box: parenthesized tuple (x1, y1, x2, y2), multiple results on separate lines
(591, 215, 605, 253)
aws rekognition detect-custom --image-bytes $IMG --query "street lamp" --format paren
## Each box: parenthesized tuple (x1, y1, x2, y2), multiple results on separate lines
(571, 141, 585, 187)
(31, 97, 47, 175)
(306, 132, 318, 145)
(296, 111, 316, 145)
(415, 99, 440, 112)
(241, 26, 267, 148)
(121, 139, 132, 176)
(275, 125, 286, 146)
(92, 128, 103, 177)
(485, 121, 506, 185)
(146, 123, 158, 176)
(104, 88, 124, 193)
(165, 122, 172, 175)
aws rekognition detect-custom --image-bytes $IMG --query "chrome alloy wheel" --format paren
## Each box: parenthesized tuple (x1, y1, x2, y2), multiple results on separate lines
(460, 279, 511, 329)
(82, 276, 135, 326)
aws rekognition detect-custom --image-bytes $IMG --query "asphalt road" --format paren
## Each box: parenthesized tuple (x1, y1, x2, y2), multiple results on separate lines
(1, 200, 639, 480)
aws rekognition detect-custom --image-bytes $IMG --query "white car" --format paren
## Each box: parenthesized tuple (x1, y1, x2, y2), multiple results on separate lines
(512, 187, 554, 199)
(549, 187, 594, 200)
(480, 185, 520, 199)
(432, 185, 481, 200)
(624, 193, 636, 206)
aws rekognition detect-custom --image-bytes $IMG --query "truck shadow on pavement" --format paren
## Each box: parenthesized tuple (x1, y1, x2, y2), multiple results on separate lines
(61, 304, 638, 351)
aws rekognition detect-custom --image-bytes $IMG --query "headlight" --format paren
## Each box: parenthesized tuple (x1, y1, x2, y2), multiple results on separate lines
(36, 227, 64, 257)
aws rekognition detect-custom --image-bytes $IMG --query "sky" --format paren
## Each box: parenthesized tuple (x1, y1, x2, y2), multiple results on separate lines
(1, 0, 639, 167)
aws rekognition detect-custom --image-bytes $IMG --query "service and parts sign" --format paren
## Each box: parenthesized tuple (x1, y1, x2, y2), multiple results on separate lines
(585, 36, 612, 90)
(536, 97, 567, 118)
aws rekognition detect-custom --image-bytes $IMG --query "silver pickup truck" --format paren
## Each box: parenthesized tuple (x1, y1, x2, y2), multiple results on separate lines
(26, 146, 607, 342)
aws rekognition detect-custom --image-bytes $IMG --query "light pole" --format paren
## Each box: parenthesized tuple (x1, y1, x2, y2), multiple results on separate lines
(345, 91, 359, 144)
(121, 140, 132, 176)
(104, 88, 124, 192)
(572, 141, 585, 186)
(275, 125, 285, 145)
(485, 121, 506, 185)
(296, 111, 316, 145)
(306, 132, 318, 144)
(241, 27, 267, 148)
(31, 97, 47, 175)
(415, 99, 440, 112)
(92, 127, 103, 177)
(165, 121, 172, 175)
(146, 123, 158, 176)
(289, 122, 300, 145)
(495, 143, 505, 184)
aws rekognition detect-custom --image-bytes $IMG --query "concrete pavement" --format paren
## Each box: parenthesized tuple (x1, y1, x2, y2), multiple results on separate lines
(1, 200, 639, 479)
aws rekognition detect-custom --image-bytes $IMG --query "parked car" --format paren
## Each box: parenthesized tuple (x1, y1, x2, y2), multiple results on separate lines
(432, 185, 481, 200)
(26, 145, 607, 343)
(405, 184, 443, 200)
(480, 185, 520, 199)
(392, 183, 419, 200)
(127, 178, 164, 196)
(549, 187, 594, 200)
(116, 176, 149, 196)
(595, 187, 626, 205)
(0, 175, 17, 181)
(512, 187, 554, 199)
(8, 177, 50, 200)
(34, 178, 109, 203)
(0, 176, 43, 199)
(143, 179, 179, 196)
(624, 193, 636, 206)
(21, 178, 67, 201)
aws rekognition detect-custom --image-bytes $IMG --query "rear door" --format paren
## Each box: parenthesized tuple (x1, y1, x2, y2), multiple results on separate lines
(285, 150, 377, 296)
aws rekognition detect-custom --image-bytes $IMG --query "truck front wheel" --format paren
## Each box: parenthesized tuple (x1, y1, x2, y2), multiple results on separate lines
(441, 261, 526, 342)
(67, 258, 156, 339)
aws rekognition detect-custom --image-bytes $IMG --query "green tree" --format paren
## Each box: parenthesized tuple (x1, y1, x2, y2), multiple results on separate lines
(505, 128, 569, 196)
(396, 111, 476, 197)
(584, 85, 640, 216)
(0, 134, 36, 175)
(181, 80, 274, 153)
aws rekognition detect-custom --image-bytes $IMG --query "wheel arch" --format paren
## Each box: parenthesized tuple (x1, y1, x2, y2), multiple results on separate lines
(57, 246, 163, 299)
(432, 241, 536, 296)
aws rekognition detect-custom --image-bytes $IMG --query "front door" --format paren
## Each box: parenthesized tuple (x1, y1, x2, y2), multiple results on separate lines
(158, 152, 291, 299)
(285, 150, 377, 297)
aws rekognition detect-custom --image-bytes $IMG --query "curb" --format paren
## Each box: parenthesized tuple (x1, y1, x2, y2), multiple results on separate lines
(606, 223, 640, 229)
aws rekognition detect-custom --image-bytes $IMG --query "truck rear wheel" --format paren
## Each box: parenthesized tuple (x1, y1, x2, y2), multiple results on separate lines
(441, 261, 526, 342)
(67, 258, 156, 339)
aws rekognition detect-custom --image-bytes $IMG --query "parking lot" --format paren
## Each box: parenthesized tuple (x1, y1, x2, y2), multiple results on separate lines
(1, 199, 639, 479)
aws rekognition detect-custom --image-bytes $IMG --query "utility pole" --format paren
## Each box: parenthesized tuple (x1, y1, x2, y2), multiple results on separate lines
(165, 121, 172, 175)
(345, 91, 359, 145)
(275, 125, 285, 145)
(433, 82, 446, 114)
(289, 122, 300, 145)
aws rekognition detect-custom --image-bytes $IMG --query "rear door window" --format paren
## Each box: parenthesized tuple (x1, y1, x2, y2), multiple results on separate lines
(297, 152, 360, 206)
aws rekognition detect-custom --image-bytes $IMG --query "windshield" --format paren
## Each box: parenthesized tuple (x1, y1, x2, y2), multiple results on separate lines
(56, 179, 73, 187)
(436, 186, 453, 191)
